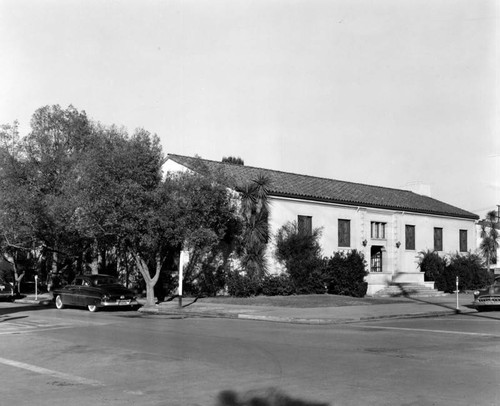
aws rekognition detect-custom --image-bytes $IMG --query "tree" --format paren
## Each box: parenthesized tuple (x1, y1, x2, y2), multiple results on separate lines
(480, 210, 499, 272)
(0, 121, 34, 290)
(1, 106, 241, 302)
(222, 156, 244, 165)
(237, 174, 270, 280)
(21, 105, 94, 275)
(121, 171, 238, 305)
(69, 125, 164, 277)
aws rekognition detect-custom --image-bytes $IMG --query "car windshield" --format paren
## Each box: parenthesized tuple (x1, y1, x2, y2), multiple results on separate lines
(92, 276, 118, 286)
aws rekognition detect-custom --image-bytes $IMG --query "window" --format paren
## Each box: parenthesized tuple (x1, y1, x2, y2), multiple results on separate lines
(298, 215, 312, 236)
(459, 230, 468, 252)
(338, 219, 351, 247)
(405, 225, 415, 250)
(434, 228, 443, 251)
(371, 222, 386, 239)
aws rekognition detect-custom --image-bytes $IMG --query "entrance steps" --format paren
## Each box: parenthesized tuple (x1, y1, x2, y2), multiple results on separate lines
(371, 283, 448, 298)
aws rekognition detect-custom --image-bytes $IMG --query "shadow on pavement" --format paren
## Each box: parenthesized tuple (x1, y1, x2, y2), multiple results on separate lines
(216, 387, 329, 406)
(0, 315, 29, 323)
(394, 283, 500, 322)
(0, 303, 53, 316)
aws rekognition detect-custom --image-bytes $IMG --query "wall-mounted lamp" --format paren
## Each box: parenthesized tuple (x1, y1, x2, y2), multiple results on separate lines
(362, 239, 368, 247)
(396, 241, 401, 249)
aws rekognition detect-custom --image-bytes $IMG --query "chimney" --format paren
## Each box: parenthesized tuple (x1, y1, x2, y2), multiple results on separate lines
(402, 181, 431, 197)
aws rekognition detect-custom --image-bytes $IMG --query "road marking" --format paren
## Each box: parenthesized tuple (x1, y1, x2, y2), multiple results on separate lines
(0, 356, 104, 386)
(355, 325, 500, 337)
(0, 316, 109, 335)
(0, 319, 71, 335)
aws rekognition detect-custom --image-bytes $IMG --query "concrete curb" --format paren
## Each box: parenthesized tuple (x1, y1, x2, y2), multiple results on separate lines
(12, 297, 53, 306)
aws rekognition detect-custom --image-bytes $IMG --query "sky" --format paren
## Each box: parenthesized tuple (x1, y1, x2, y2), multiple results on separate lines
(1, 0, 498, 217)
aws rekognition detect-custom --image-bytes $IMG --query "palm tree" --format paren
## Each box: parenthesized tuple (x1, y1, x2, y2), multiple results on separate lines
(237, 174, 270, 280)
(480, 210, 499, 272)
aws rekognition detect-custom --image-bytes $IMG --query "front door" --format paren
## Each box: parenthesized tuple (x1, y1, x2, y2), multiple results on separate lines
(371, 246, 383, 273)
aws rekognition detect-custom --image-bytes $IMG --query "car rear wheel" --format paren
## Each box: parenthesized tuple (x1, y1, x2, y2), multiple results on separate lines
(87, 304, 98, 312)
(55, 295, 64, 309)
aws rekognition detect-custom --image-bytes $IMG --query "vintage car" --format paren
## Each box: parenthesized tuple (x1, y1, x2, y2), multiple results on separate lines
(53, 274, 139, 312)
(473, 276, 500, 312)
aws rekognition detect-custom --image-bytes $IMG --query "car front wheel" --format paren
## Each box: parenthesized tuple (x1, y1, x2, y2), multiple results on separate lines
(55, 295, 64, 309)
(87, 304, 98, 312)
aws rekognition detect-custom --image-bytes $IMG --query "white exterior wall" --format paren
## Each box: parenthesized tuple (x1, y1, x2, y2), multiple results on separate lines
(162, 159, 193, 174)
(267, 196, 477, 294)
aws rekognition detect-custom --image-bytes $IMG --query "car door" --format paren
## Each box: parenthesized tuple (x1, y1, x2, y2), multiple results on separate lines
(77, 277, 96, 307)
(63, 279, 82, 306)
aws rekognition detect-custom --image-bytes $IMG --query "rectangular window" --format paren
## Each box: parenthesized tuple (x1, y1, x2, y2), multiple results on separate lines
(405, 225, 415, 250)
(371, 222, 386, 239)
(434, 228, 443, 251)
(459, 230, 468, 252)
(338, 219, 351, 247)
(298, 215, 312, 236)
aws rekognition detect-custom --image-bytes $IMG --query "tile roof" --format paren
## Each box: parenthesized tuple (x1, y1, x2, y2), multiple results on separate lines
(166, 154, 479, 220)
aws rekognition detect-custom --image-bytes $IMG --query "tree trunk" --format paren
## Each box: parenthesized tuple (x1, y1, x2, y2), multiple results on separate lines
(3, 252, 24, 294)
(52, 251, 58, 274)
(133, 253, 162, 306)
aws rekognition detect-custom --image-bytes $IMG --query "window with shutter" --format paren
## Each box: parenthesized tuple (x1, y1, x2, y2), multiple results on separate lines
(434, 228, 443, 251)
(459, 230, 467, 252)
(405, 225, 415, 250)
(298, 215, 312, 236)
(338, 219, 351, 247)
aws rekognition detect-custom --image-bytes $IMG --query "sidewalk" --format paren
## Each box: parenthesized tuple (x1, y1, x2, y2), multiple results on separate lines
(9, 292, 479, 324)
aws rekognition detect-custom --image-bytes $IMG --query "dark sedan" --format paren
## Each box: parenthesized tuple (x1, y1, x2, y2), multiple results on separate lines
(473, 276, 500, 312)
(53, 274, 139, 312)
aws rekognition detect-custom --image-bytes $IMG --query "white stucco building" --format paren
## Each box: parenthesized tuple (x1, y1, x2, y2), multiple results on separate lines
(163, 154, 479, 295)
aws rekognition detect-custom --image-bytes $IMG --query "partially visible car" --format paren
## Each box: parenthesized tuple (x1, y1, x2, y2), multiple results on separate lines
(473, 276, 500, 312)
(53, 274, 139, 312)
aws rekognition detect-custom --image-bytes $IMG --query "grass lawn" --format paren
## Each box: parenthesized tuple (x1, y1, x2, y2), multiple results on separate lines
(196, 294, 409, 308)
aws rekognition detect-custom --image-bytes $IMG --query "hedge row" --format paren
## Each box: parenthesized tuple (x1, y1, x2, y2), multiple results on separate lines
(226, 250, 368, 298)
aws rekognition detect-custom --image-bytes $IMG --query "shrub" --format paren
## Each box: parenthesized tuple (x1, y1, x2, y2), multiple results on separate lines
(274, 221, 325, 294)
(261, 274, 296, 296)
(185, 264, 227, 297)
(226, 271, 262, 297)
(324, 250, 368, 297)
(418, 251, 493, 293)
(443, 252, 493, 293)
(418, 250, 446, 282)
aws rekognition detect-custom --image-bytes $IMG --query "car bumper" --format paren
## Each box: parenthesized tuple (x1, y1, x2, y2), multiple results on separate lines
(473, 297, 500, 307)
(101, 299, 139, 307)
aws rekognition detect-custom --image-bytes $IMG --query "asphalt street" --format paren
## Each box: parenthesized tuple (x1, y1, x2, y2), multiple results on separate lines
(1, 303, 499, 406)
